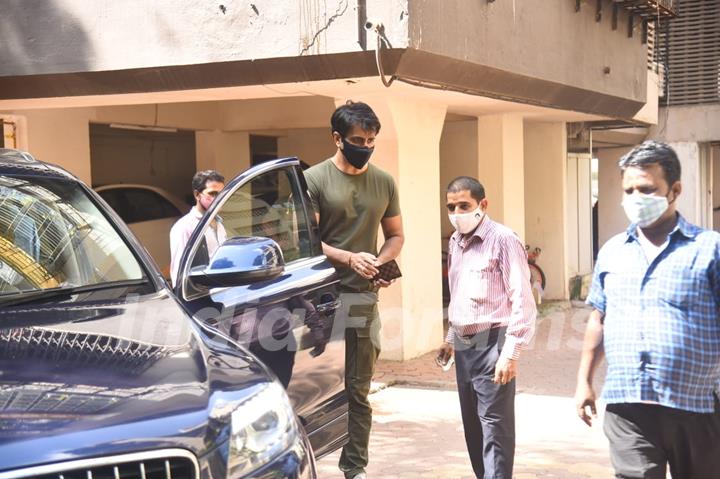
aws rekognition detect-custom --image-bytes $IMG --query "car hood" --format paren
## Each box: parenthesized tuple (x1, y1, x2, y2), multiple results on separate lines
(0, 291, 269, 472)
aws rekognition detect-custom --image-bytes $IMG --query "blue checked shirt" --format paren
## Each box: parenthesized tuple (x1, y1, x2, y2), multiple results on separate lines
(587, 215, 720, 413)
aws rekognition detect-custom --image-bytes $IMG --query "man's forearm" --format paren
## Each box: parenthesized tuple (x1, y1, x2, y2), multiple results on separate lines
(320, 234, 403, 268)
(577, 309, 605, 386)
(321, 242, 352, 267)
(376, 235, 404, 264)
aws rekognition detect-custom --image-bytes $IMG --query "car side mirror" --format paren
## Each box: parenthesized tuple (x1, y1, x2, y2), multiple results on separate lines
(188, 237, 285, 288)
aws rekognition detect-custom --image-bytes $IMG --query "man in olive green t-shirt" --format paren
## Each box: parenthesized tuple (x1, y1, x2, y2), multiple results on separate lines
(305, 101, 404, 479)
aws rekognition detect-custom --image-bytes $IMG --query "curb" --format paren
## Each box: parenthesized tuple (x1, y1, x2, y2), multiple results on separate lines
(370, 379, 457, 394)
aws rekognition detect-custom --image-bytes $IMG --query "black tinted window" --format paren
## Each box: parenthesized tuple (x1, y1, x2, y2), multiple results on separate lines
(99, 188, 181, 224)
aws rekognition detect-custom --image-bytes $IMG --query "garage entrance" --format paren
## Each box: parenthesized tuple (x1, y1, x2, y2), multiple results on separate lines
(89, 123, 197, 204)
(90, 123, 198, 277)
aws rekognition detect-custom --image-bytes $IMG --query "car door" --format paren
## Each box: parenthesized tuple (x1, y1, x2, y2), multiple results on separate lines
(174, 158, 347, 456)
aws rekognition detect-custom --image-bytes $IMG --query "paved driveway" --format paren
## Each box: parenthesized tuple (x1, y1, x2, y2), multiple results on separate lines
(318, 302, 615, 478)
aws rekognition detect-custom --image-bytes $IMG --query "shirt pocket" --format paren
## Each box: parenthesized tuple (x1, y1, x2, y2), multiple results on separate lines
(602, 259, 640, 303)
(659, 268, 707, 309)
(466, 258, 502, 301)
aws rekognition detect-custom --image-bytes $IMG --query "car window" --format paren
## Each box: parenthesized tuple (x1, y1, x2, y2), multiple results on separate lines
(188, 167, 312, 273)
(0, 175, 146, 295)
(99, 188, 181, 224)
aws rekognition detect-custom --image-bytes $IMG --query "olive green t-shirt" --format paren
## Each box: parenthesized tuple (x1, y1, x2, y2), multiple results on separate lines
(305, 159, 401, 292)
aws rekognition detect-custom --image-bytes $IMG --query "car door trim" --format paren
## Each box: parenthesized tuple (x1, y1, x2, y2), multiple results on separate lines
(204, 255, 338, 308)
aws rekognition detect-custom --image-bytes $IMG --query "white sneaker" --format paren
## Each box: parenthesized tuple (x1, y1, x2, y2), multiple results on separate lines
(351, 473, 367, 479)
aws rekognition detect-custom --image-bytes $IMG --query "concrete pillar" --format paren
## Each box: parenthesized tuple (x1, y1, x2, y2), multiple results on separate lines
(524, 122, 568, 300)
(439, 119, 479, 240)
(21, 109, 93, 183)
(477, 114, 526, 240)
(277, 128, 336, 167)
(195, 130, 251, 178)
(333, 96, 447, 360)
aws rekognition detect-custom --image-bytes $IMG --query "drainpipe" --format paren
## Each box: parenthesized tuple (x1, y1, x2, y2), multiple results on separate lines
(357, 0, 367, 50)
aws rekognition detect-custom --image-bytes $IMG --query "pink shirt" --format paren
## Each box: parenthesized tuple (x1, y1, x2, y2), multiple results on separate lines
(446, 216, 537, 360)
(169, 208, 227, 287)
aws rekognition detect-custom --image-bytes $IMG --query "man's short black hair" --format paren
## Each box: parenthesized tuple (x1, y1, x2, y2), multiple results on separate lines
(331, 100, 381, 138)
(447, 176, 486, 202)
(618, 141, 681, 186)
(192, 170, 225, 193)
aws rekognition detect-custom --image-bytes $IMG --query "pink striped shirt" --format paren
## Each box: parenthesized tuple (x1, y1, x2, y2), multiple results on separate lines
(446, 216, 537, 360)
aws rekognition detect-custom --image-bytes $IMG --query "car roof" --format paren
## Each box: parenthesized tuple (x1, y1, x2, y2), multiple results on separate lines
(0, 148, 76, 181)
(95, 183, 189, 212)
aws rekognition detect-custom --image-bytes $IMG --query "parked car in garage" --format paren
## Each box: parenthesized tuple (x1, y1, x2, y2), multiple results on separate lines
(0, 149, 347, 478)
(94, 184, 188, 279)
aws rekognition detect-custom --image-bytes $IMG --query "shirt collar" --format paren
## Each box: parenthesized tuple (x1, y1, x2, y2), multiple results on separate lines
(625, 213, 698, 242)
(190, 207, 203, 219)
(452, 214, 493, 246)
(473, 214, 493, 240)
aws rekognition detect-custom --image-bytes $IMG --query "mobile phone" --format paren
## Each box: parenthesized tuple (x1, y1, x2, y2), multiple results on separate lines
(435, 354, 455, 372)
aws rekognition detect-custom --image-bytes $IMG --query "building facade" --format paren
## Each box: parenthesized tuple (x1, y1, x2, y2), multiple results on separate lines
(0, 0, 672, 359)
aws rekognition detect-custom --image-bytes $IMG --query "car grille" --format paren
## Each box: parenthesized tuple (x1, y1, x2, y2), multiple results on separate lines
(0, 450, 199, 479)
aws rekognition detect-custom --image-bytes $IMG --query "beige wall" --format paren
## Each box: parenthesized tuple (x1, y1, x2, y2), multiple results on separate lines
(19, 109, 93, 183)
(439, 119, 479, 240)
(222, 97, 336, 132)
(277, 128, 335, 167)
(650, 105, 720, 143)
(195, 130, 251, 179)
(524, 122, 568, 300)
(597, 147, 632, 247)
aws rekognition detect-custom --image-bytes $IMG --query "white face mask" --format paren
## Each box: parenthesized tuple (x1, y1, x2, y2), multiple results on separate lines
(449, 207, 485, 234)
(622, 192, 669, 228)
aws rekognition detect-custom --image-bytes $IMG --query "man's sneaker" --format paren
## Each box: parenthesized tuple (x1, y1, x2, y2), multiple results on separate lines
(351, 473, 367, 479)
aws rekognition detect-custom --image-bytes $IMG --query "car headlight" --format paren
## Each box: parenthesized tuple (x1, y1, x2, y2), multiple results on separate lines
(227, 382, 298, 477)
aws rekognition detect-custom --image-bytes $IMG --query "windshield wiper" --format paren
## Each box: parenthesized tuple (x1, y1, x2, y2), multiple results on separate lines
(0, 279, 151, 308)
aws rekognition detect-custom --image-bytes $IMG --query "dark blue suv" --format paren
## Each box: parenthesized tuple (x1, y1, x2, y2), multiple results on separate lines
(0, 149, 347, 478)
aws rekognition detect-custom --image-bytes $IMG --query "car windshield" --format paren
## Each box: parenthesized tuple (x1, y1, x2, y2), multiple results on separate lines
(0, 174, 146, 296)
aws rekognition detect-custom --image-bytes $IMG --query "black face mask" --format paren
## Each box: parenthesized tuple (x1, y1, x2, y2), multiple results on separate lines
(341, 138, 374, 170)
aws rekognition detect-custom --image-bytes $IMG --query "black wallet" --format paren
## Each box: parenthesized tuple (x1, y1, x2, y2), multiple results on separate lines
(372, 259, 402, 282)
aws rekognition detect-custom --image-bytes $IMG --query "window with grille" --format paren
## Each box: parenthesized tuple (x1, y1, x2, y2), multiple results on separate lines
(656, 0, 720, 106)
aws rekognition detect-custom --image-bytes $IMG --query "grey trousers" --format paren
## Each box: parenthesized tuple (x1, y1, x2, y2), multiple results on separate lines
(604, 398, 720, 479)
(454, 327, 515, 479)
